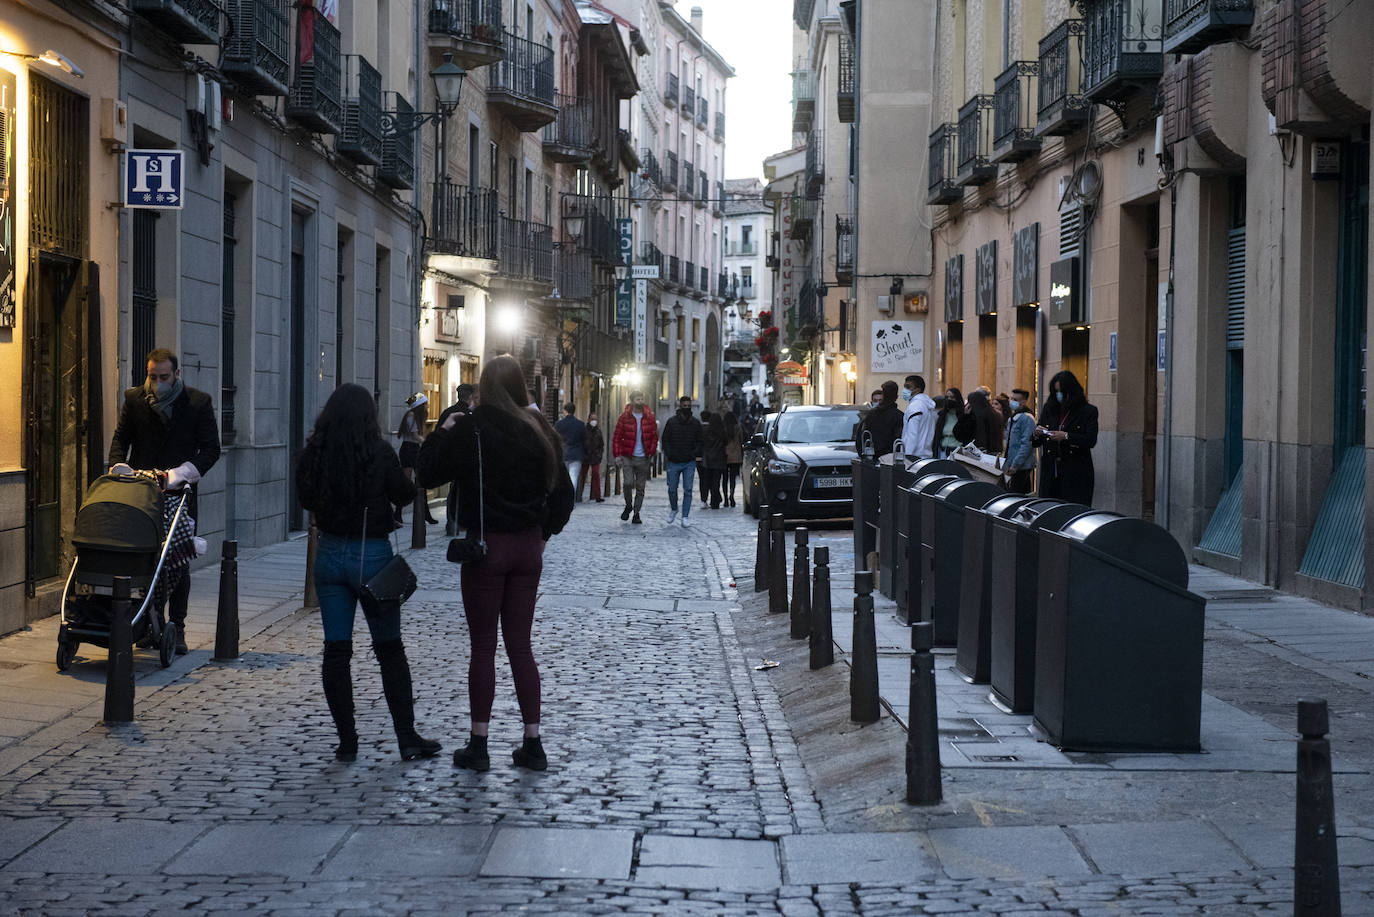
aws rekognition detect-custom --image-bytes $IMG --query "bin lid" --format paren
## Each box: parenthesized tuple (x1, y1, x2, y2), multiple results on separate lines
(1057, 512, 1189, 587)
(1001, 499, 1093, 533)
(932, 478, 1005, 509)
(907, 458, 969, 480)
(906, 472, 962, 497)
(979, 494, 1042, 519)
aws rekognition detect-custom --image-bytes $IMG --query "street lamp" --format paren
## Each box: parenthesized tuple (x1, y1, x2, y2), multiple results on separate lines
(563, 201, 585, 244)
(431, 53, 466, 113)
(497, 305, 522, 354)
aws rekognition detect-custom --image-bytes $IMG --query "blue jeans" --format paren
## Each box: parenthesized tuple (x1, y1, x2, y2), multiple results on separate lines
(314, 534, 403, 643)
(665, 461, 696, 516)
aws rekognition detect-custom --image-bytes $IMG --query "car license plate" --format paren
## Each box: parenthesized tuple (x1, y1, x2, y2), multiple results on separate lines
(812, 475, 852, 489)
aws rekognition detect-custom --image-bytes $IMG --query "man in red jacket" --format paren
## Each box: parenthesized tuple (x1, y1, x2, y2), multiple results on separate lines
(611, 390, 658, 524)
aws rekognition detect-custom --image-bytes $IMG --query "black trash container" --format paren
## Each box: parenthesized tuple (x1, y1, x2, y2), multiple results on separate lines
(955, 494, 1042, 684)
(919, 478, 1003, 646)
(877, 454, 916, 599)
(851, 457, 879, 570)
(904, 472, 964, 626)
(987, 500, 1091, 713)
(896, 459, 967, 623)
(1033, 513, 1204, 752)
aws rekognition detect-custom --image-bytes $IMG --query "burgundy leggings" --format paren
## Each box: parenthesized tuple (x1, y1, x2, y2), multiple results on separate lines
(459, 526, 546, 724)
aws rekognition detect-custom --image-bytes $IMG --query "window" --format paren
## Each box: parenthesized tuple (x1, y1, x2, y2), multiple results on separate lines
(508, 155, 517, 215)
(469, 126, 480, 188)
(741, 224, 752, 248)
(524, 168, 533, 222)
(488, 141, 498, 190)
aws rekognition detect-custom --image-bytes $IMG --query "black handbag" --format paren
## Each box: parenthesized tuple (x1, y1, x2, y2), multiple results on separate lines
(358, 507, 417, 615)
(447, 427, 487, 564)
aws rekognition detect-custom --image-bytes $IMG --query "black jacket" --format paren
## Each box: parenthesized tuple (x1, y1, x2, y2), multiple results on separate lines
(1032, 398, 1099, 505)
(703, 424, 727, 468)
(297, 438, 416, 539)
(415, 404, 575, 538)
(659, 412, 705, 464)
(857, 403, 904, 458)
(109, 385, 221, 518)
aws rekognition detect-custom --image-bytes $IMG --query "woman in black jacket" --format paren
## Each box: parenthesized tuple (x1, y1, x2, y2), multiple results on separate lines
(417, 356, 574, 772)
(932, 387, 972, 457)
(966, 389, 1003, 455)
(703, 412, 728, 508)
(1032, 370, 1099, 504)
(295, 384, 442, 763)
(857, 381, 905, 458)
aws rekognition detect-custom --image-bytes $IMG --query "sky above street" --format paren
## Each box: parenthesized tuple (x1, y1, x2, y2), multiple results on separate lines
(670, 0, 794, 182)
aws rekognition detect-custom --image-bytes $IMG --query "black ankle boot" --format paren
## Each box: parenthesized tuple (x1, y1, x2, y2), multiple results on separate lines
(453, 734, 490, 771)
(322, 641, 357, 762)
(513, 735, 548, 771)
(373, 639, 441, 760)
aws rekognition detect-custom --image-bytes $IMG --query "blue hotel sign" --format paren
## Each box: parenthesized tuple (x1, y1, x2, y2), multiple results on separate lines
(615, 218, 633, 327)
(124, 150, 185, 209)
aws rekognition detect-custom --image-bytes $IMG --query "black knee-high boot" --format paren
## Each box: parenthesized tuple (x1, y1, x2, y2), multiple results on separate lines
(322, 640, 358, 762)
(374, 638, 442, 760)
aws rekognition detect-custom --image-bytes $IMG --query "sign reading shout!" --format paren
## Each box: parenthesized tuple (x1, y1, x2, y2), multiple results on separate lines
(871, 320, 924, 373)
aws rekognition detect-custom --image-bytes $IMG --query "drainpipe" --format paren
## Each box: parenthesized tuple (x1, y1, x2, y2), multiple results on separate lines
(1160, 181, 1176, 530)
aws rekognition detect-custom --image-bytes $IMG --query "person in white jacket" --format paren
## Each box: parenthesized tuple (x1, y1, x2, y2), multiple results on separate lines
(900, 374, 937, 460)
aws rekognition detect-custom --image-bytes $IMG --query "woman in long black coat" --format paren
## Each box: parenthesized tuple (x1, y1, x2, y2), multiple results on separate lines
(1032, 370, 1098, 505)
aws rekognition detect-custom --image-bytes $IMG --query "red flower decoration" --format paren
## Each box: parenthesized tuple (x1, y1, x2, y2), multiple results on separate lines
(757, 310, 773, 324)
(762, 353, 777, 364)
(765, 326, 780, 337)
(754, 335, 767, 347)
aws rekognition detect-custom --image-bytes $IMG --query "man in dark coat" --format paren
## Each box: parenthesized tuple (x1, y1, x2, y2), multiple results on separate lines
(108, 347, 221, 653)
(659, 395, 704, 527)
(856, 381, 905, 459)
(553, 403, 587, 503)
(580, 410, 606, 503)
(439, 383, 475, 535)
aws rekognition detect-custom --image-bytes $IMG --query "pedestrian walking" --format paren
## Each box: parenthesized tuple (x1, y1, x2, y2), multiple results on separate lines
(1033, 370, 1098, 504)
(553, 403, 586, 502)
(611, 390, 657, 524)
(856, 381, 904, 458)
(722, 412, 744, 507)
(659, 395, 703, 527)
(395, 393, 437, 526)
(580, 411, 605, 502)
(108, 347, 221, 656)
(900, 374, 937, 460)
(1003, 387, 1037, 494)
(967, 389, 1003, 454)
(295, 383, 441, 763)
(704, 411, 727, 508)
(416, 356, 574, 772)
(696, 409, 713, 506)
(438, 384, 475, 536)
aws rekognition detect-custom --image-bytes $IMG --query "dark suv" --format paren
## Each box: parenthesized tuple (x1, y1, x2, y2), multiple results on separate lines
(743, 404, 862, 521)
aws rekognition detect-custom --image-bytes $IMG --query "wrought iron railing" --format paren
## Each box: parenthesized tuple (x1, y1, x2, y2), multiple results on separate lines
(543, 92, 592, 152)
(664, 151, 679, 188)
(498, 215, 553, 284)
(837, 33, 855, 122)
(682, 161, 695, 196)
(428, 183, 499, 259)
(790, 196, 817, 241)
(805, 130, 823, 198)
(697, 170, 708, 208)
(641, 242, 664, 273)
(556, 245, 593, 301)
(992, 61, 1040, 161)
(222, 0, 289, 96)
(793, 0, 815, 29)
(956, 95, 996, 185)
(639, 148, 661, 186)
(685, 260, 697, 290)
(683, 85, 696, 116)
(338, 55, 383, 165)
(715, 111, 726, 140)
(378, 93, 416, 189)
(697, 97, 708, 128)
(665, 72, 679, 107)
(1164, 0, 1253, 54)
(927, 123, 960, 204)
(701, 265, 709, 291)
(427, 0, 503, 46)
(490, 30, 554, 106)
(1082, 0, 1162, 100)
(792, 68, 816, 131)
(287, 6, 342, 133)
(718, 272, 730, 299)
(1037, 20, 1089, 134)
(132, 0, 221, 44)
(668, 255, 681, 286)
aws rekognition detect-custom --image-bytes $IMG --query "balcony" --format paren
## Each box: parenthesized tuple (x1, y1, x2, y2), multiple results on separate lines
(497, 216, 554, 286)
(1163, 0, 1253, 54)
(578, 198, 622, 266)
(287, 8, 342, 133)
(685, 260, 697, 291)
(426, 0, 504, 69)
(639, 148, 661, 187)
(221, 0, 289, 96)
(668, 255, 682, 287)
(835, 215, 854, 284)
(618, 129, 639, 173)
(804, 130, 823, 198)
(956, 95, 997, 186)
(579, 326, 631, 375)
(728, 241, 756, 256)
(927, 123, 961, 204)
(790, 196, 816, 242)
(682, 86, 696, 120)
(696, 171, 708, 208)
(792, 69, 816, 133)
(377, 93, 416, 189)
(740, 282, 756, 300)
(654, 339, 670, 366)
(1037, 20, 1091, 136)
(701, 265, 709, 291)
(794, 0, 815, 29)
(715, 111, 726, 141)
(488, 31, 557, 131)
(543, 93, 593, 162)
(837, 33, 855, 123)
(1082, 0, 1164, 106)
(718, 272, 731, 300)
(664, 72, 679, 108)
(427, 183, 499, 260)
(132, 0, 220, 44)
(682, 161, 695, 196)
(713, 181, 725, 216)
(641, 242, 664, 275)
(663, 152, 679, 190)
(797, 279, 819, 333)
(992, 61, 1041, 163)
(555, 245, 594, 301)
(697, 97, 708, 129)
(337, 55, 382, 166)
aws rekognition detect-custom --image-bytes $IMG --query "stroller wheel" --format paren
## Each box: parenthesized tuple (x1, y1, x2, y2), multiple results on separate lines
(158, 620, 177, 669)
(56, 626, 78, 671)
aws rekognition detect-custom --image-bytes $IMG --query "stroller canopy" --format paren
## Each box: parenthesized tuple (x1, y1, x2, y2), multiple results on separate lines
(73, 474, 165, 552)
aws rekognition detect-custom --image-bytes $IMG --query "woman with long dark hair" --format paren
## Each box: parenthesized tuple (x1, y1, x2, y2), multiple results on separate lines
(1032, 370, 1098, 504)
(417, 356, 574, 772)
(933, 386, 970, 457)
(966, 389, 1003, 454)
(722, 412, 744, 508)
(296, 384, 442, 763)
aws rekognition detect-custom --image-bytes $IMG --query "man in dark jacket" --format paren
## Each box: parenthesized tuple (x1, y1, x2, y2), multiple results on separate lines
(438, 384, 475, 535)
(659, 395, 703, 527)
(553, 403, 587, 503)
(856, 381, 905, 459)
(580, 410, 605, 503)
(108, 347, 221, 653)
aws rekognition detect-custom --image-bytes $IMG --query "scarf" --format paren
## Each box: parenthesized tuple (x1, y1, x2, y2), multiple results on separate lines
(145, 377, 184, 419)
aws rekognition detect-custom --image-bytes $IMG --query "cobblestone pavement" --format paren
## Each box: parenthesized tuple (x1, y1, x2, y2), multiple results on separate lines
(0, 482, 1371, 914)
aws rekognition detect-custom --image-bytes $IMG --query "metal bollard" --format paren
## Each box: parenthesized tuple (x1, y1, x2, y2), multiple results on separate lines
(304, 517, 320, 609)
(790, 527, 811, 639)
(768, 513, 788, 616)
(850, 571, 880, 723)
(809, 546, 834, 669)
(213, 540, 240, 661)
(103, 576, 135, 724)
(754, 504, 770, 593)
(906, 621, 942, 804)
(411, 490, 427, 549)
(1295, 699, 1341, 916)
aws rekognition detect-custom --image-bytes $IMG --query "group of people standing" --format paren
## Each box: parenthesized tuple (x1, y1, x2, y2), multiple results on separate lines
(857, 370, 1098, 505)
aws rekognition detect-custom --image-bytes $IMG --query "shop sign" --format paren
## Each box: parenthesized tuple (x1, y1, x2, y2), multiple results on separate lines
(975, 240, 997, 316)
(1047, 256, 1083, 326)
(1013, 222, 1039, 306)
(1312, 142, 1341, 181)
(124, 150, 185, 209)
(0, 70, 15, 328)
(871, 320, 924, 373)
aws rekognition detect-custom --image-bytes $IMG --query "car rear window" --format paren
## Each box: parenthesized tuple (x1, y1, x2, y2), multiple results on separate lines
(776, 411, 861, 444)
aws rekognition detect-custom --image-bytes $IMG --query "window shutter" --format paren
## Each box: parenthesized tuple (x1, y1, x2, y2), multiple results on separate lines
(1226, 226, 1245, 350)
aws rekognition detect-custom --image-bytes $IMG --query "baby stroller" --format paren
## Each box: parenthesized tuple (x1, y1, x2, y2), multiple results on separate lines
(56, 470, 195, 671)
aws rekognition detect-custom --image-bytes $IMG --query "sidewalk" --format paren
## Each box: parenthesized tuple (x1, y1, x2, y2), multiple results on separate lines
(0, 494, 1370, 914)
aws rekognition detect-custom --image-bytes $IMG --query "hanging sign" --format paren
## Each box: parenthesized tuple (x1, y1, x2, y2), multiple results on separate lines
(124, 149, 185, 209)
(871, 320, 924, 373)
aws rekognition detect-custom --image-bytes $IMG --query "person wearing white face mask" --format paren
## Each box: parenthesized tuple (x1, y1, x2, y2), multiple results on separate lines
(900, 374, 936, 460)
(581, 411, 605, 503)
(1003, 387, 1037, 493)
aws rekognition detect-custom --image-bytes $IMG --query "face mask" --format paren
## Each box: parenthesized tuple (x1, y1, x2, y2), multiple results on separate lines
(1056, 392, 1064, 403)
(1009, 400, 1020, 411)
(902, 389, 914, 401)
(589, 420, 597, 427)
(678, 406, 692, 416)
(871, 401, 881, 409)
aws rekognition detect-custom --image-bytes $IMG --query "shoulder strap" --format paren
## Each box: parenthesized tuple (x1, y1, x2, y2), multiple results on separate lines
(475, 426, 485, 546)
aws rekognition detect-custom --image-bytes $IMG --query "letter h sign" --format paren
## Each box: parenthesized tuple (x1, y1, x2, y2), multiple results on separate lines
(124, 150, 185, 209)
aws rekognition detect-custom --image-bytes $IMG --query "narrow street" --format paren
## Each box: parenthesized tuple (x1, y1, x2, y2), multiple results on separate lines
(0, 482, 1372, 915)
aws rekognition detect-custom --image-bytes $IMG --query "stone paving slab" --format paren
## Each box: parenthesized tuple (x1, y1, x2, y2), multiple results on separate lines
(634, 835, 780, 889)
(479, 826, 634, 880)
(5, 818, 205, 874)
(927, 825, 1094, 879)
(780, 832, 938, 885)
(319, 825, 492, 877)
(165, 823, 350, 877)
(1066, 820, 1251, 875)
(0, 816, 61, 864)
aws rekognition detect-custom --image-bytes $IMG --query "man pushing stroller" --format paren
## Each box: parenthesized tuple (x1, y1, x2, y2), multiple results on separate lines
(108, 347, 221, 655)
